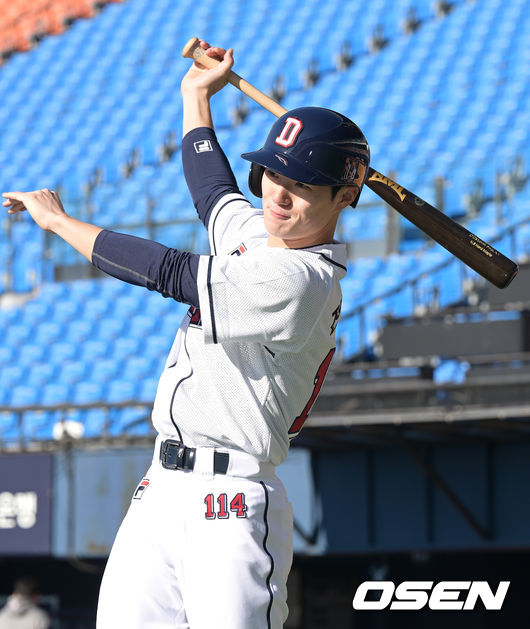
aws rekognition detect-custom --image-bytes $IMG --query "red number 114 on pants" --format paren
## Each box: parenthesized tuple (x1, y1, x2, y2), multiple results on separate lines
(204, 492, 248, 519)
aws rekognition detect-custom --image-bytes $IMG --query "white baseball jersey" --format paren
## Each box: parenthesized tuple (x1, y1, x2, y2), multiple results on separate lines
(151, 192, 346, 466)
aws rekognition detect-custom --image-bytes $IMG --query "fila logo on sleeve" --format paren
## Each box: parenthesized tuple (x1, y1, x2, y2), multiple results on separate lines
(194, 140, 213, 153)
(275, 117, 303, 147)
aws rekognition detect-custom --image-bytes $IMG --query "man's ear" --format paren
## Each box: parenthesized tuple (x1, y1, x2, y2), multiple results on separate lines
(337, 186, 359, 210)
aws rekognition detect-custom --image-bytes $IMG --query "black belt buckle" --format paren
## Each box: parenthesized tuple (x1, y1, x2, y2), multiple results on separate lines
(160, 439, 187, 470)
(160, 439, 228, 474)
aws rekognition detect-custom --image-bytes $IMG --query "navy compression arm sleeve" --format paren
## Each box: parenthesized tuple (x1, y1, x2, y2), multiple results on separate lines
(92, 230, 200, 307)
(181, 127, 241, 227)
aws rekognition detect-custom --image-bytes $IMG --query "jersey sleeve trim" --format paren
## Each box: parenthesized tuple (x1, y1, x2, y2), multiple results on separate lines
(208, 194, 255, 255)
(205, 256, 218, 344)
(197, 254, 219, 345)
(319, 253, 347, 272)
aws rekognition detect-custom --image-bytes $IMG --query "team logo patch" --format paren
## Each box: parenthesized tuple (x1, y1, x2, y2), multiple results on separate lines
(194, 140, 213, 153)
(133, 478, 150, 500)
(187, 306, 202, 326)
(229, 243, 247, 256)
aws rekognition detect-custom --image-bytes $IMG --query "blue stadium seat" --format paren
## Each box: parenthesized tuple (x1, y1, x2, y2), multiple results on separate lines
(34, 321, 64, 346)
(370, 275, 398, 301)
(56, 360, 89, 387)
(51, 297, 82, 325)
(387, 284, 415, 319)
(72, 381, 105, 405)
(515, 223, 530, 259)
(0, 379, 16, 408)
(20, 300, 51, 325)
(27, 363, 56, 388)
(90, 358, 120, 383)
(80, 340, 109, 362)
(0, 411, 21, 444)
(0, 345, 14, 366)
(137, 377, 159, 403)
(83, 296, 111, 320)
(109, 406, 152, 436)
(122, 356, 152, 381)
(363, 301, 388, 345)
(2, 364, 25, 387)
(143, 335, 171, 360)
(107, 379, 137, 403)
(18, 343, 48, 368)
(142, 294, 181, 318)
(336, 317, 362, 361)
(82, 408, 108, 437)
(41, 383, 71, 407)
(8, 324, 32, 347)
(49, 341, 78, 364)
(128, 314, 157, 337)
(22, 410, 58, 440)
(8, 385, 39, 408)
(67, 280, 101, 301)
(341, 276, 365, 313)
(113, 294, 143, 314)
(348, 257, 384, 281)
(113, 337, 142, 361)
(66, 319, 95, 342)
(98, 317, 126, 342)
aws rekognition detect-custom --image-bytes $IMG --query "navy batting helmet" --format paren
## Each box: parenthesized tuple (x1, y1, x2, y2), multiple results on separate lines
(241, 107, 370, 208)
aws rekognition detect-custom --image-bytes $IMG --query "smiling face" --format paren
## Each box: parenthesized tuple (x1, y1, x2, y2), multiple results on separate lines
(261, 169, 358, 249)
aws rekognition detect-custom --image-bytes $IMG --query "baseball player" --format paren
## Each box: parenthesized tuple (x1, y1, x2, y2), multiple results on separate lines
(2, 42, 370, 628)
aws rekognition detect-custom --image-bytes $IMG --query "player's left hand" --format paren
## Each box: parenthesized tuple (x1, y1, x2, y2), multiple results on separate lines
(2, 189, 68, 232)
(181, 39, 234, 99)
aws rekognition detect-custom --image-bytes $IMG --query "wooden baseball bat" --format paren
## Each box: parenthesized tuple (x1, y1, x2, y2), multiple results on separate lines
(182, 37, 518, 289)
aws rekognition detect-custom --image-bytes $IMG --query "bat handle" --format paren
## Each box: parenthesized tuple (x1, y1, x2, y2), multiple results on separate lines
(181, 37, 287, 118)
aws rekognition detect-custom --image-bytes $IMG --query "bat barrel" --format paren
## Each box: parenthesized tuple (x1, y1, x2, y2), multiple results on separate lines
(365, 170, 518, 289)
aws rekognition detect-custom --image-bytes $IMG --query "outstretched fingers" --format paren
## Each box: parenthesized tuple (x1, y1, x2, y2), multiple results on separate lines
(2, 192, 27, 214)
(3, 191, 24, 200)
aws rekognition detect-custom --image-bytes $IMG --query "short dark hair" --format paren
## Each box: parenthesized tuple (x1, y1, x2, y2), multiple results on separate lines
(331, 186, 343, 199)
(14, 577, 40, 598)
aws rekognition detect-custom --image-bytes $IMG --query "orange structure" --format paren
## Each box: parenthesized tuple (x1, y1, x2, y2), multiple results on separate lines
(0, 0, 122, 57)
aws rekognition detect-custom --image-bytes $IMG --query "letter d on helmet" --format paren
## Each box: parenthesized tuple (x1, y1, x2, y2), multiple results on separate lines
(241, 107, 370, 207)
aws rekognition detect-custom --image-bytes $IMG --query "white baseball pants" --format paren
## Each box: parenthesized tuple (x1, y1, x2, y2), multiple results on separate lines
(96, 446, 293, 628)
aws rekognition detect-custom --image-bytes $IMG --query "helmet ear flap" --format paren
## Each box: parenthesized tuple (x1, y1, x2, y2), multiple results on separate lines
(248, 163, 265, 199)
(349, 161, 369, 208)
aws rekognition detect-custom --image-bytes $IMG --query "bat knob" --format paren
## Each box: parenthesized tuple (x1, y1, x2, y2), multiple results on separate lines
(182, 37, 200, 60)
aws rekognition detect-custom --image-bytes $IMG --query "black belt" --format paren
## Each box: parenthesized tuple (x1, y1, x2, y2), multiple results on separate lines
(160, 439, 230, 475)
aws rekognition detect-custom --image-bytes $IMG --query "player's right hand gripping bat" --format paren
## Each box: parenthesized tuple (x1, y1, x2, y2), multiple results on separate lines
(182, 37, 518, 289)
